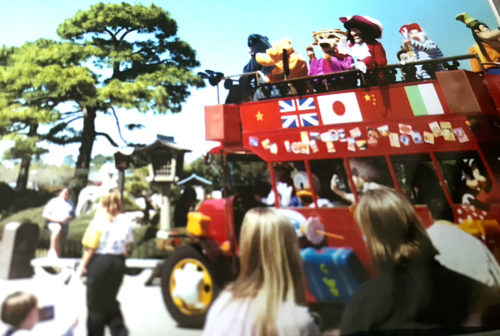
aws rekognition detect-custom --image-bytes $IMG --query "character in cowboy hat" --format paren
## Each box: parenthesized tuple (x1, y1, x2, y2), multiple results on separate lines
(339, 15, 387, 73)
(399, 23, 444, 79)
(456, 12, 500, 74)
(306, 28, 354, 76)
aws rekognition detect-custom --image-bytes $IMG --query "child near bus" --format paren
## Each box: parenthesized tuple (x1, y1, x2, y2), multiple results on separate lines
(202, 207, 320, 336)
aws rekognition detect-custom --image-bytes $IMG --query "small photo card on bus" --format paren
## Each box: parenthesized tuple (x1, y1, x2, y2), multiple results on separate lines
(423, 131, 434, 144)
(453, 128, 469, 143)
(389, 132, 400, 147)
(428, 121, 442, 137)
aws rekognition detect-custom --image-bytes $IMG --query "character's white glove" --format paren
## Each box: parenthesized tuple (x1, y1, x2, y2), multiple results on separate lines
(276, 182, 293, 207)
(400, 27, 409, 40)
(330, 174, 339, 190)
(354, 61, 367, 73)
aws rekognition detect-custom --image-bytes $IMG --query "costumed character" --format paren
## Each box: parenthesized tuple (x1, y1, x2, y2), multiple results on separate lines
(225, 34, 275, 103)
(453, 158, 500, 261)
(262, 163, 294, 207)
(243, 34, 275, 75)
(396, 45, 415, 64)
(255, 37, 308, 82)
(456, 12, 500, 74)
(427, 220, 500, 287)
(399, 23, 444, 79)
(289, 171, 331, 207)
(306, 29, 354, 76)
(339, 15, 387, 73)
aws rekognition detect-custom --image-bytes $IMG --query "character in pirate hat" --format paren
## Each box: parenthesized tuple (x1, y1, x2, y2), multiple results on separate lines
(339, 15, 387, 73)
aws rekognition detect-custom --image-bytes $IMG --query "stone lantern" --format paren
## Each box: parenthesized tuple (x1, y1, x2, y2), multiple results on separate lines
(114, 135, 190, 231)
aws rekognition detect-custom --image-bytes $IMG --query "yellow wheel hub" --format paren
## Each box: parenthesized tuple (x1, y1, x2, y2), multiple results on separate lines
(170, 258, 214, 315)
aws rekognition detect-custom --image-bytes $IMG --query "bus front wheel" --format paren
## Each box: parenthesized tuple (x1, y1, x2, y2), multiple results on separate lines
(160, 244, 220, 328)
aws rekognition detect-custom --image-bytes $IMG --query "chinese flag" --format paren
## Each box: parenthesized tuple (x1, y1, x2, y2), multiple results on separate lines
(240, 101, 282, 131)
(356, 87, 413, 121)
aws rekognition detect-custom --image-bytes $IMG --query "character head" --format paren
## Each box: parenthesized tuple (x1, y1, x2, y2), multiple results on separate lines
(355, 188, 438, 271)
(400, 23, 428, 43)
(340, 15, 383, 44)
(456, 12, 500, 52)
(1, 292, 39, 330)
(312, 29, 347, 55)
(461, 159, 487, 192)
(293, 171, 320, 206)
(231, 207, 306, 334)
(248, 34, 272, 56)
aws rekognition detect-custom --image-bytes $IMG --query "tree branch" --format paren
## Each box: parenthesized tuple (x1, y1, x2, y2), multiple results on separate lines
(109, 106, 128, 145)
(96, 132, 119, 147)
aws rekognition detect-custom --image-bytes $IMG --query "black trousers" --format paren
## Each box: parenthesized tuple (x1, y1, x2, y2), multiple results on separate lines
(86, 254, 128, 336)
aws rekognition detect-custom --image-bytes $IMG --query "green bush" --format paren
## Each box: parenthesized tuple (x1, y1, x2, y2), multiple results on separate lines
(0, 206, 163, 259)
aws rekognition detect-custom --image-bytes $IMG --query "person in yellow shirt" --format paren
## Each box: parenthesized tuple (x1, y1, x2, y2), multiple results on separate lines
(457, 12, 500, 74)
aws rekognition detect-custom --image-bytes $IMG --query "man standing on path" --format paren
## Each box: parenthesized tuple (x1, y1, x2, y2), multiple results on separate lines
(42, 187, 75, 258)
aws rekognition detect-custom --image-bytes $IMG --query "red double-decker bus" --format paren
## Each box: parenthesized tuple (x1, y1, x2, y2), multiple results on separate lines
(159, 55, 500, 328)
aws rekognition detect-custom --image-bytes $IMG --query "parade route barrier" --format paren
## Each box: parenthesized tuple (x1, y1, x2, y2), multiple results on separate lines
(31, 257, 163, 285)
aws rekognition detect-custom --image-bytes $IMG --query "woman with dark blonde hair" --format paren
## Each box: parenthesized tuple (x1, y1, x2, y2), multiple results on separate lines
(339, 188, 499, 335)
(79, 189, 134, 336)
(203, 207, 320, 336)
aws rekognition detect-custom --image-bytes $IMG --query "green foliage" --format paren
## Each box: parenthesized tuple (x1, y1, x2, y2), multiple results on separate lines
(185, 156, 270, 192)
(185, 157, 222, 191)
(125, 166, 151, 197)
(91, 154, 113, 171)
(57, 2, 205, 113)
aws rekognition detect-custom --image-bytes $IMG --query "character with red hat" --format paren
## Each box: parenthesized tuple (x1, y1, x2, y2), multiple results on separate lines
(399, 23, 444, 79)
(339, 15, 387, 73)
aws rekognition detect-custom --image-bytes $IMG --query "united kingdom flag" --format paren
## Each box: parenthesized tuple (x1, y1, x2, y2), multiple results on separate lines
(279, 98, 320, 128)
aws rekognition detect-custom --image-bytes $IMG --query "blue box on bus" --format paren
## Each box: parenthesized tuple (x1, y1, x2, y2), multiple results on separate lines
(301, 247, 368, 302)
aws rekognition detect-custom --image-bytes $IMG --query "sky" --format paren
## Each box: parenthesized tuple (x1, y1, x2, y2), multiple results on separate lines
(0, 0, 498, 166)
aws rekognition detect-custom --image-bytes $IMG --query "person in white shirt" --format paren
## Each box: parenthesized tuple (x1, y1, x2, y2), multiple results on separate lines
(79, 190, 134, 336)
(42, 187, 75, 258)
(203, 207, 320, 336)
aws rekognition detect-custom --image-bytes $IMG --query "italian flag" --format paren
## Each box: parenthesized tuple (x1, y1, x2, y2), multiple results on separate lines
(404, 83, 444, 116)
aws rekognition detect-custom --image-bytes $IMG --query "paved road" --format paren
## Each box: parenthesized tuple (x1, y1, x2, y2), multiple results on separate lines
(0, 269, 202, 336)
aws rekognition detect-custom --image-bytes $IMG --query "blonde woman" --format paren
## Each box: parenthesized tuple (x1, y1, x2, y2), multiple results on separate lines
(339, 188, 499, 335)
(202, 207, 320, 336)
(79, 190, 134, 336)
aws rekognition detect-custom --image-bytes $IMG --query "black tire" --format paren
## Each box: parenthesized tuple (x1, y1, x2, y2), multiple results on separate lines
(160, 245, 221, 328)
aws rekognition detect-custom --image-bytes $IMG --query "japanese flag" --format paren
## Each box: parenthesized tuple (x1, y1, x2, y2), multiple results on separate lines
(317, 92, 363, 125)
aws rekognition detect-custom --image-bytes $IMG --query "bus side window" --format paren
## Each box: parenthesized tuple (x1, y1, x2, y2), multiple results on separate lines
(309, 159, 352, 207)
(265, 162, 299, 207)
(347, 157, 394, 196)
(436, 151, 491, 208)
(391, 154, 453, 221)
